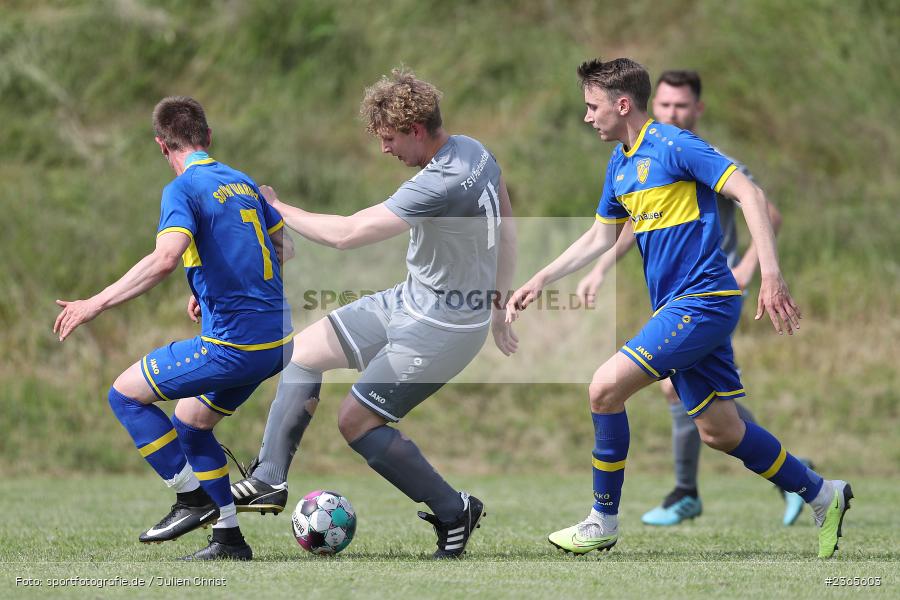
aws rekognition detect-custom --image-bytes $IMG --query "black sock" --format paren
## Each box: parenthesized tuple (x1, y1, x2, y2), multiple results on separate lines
(177, 487, 211, 507)
(662, 486, 699, 508)
(349, 425, 463, 522)
(212, 526, 245, 545)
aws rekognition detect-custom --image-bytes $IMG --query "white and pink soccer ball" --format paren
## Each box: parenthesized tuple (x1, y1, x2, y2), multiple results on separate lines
(291, 490, 357, 555)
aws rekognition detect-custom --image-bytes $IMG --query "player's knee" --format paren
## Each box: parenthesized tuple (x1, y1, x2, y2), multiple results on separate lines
(338, 412, 362, 443)
(108, 386, 135, 420)
(589, 381, 624, 414)
(697, 422, 742, 451)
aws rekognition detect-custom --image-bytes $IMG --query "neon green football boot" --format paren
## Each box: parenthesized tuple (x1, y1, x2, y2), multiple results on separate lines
(548, 518, 618, 555)
(816, 480, 853, 558)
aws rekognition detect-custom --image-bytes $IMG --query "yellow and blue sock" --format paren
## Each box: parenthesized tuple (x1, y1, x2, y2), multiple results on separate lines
(171, 415, 234, 508)
(591, 411, 629, 515)
(728, 420, 824, 502)
(108, 387, 187, 481)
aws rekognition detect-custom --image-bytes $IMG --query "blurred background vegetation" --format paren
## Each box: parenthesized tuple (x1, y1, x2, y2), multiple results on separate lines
(2, 0, 897, 478)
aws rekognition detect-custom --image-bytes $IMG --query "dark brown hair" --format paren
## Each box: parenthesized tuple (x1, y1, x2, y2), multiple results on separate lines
(152, 96, 210, 150)
(577, 58, 651, 111)
(657, 70, 702, 100)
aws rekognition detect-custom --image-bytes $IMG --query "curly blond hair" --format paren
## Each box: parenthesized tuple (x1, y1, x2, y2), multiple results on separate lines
(360, 67, 443, 135)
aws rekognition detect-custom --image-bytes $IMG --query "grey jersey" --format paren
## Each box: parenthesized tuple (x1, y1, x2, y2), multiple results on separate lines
(384, 135, 502, 330)
(713, 150, 753, 268)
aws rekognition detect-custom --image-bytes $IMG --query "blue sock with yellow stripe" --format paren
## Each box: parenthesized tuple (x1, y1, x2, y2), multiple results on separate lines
(728, 421, 823, 502)
(108, 387, 187, 480)
(592, 411, 629, 514)
(171, 415, 232, 508)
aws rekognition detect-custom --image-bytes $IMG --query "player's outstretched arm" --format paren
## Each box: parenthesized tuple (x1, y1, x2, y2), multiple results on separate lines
(506, 219, 619, 323)
(731, 198, 782, 290)
(491, 177, 519, 356)
(720, 172, 800, 335)
(575, 221, 636, 306)
(53, 231, 189, 341)
(260, 185, 409, 249)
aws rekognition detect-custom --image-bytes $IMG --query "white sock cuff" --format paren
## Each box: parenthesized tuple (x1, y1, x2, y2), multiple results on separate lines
(213, 503, 238, 529)
(589, 507, 619, 531)
(218, 503, 237, 520)
(165, 463, 199, 492)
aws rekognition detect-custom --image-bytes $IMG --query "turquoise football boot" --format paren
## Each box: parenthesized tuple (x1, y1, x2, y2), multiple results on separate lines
(641, 489, 702, 526)
(782, 492, 805, 526)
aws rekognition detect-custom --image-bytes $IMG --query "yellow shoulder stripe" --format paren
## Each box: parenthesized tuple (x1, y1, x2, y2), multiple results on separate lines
(157, 226, 194, 241)
(596, 214, 629, 224)
(714, 164, 738, 193)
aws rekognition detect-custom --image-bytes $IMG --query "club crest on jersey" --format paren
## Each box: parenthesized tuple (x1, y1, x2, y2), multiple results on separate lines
(636, 158, 651, 184)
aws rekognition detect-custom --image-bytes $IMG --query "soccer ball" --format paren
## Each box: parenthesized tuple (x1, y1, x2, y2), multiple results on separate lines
(291, 490, 356, 555)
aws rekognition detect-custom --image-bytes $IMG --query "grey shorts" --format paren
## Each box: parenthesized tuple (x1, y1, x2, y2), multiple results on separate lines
(327, 285, 488, 422)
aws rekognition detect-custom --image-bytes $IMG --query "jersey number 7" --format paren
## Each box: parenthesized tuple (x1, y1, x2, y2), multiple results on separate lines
(240, 209, 274, 280)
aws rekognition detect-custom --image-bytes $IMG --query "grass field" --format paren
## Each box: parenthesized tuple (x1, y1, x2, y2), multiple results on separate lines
(2, 473, 897, 599)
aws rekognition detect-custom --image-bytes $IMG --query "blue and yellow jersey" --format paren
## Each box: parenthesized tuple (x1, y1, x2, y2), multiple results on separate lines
(596, 120, 741, 311)
(157, 152, 292, 350)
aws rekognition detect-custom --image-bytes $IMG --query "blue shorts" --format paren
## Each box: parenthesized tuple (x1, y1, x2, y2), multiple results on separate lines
(621, 295, 745, 418)
(140, 336, 293, 416)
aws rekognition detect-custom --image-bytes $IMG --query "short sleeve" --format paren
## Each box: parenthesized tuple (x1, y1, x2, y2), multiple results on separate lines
(672, 130, 737, 193)
(257, 188, 284, 235)
(595, 158, 629, 224)
(384, 169, 447, 225)
(157, 181, 197, 240)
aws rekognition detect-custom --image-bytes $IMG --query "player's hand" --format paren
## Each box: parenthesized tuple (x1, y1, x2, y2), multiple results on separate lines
(731, 263, 755, 291)
(259, 185, 283, 212)
(53, 298, 101, 342)
(756, 273, 802, 335)
(491, 312, 519, 356)
(505, 275, 545, 323)
(575, 271, 605, 308)
(186, 295, 202, 323)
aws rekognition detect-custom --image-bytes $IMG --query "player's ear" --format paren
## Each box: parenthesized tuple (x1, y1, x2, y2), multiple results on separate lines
(155, 136, 168, 156)
(618, 96, 631, 116)
(696, 100, 705, 117)
(205, 128, 212, 148)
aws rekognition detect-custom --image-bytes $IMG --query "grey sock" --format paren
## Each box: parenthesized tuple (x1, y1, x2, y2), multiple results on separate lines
(670, 403, 701, 491)
(735, 400, 757, 424)
(350, 425, 463, 522)
(254, 362, 322, 486)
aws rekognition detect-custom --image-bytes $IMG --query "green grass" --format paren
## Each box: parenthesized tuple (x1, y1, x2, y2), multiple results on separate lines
(1, 473, 897, 598)
(2, 0, 899, 478)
